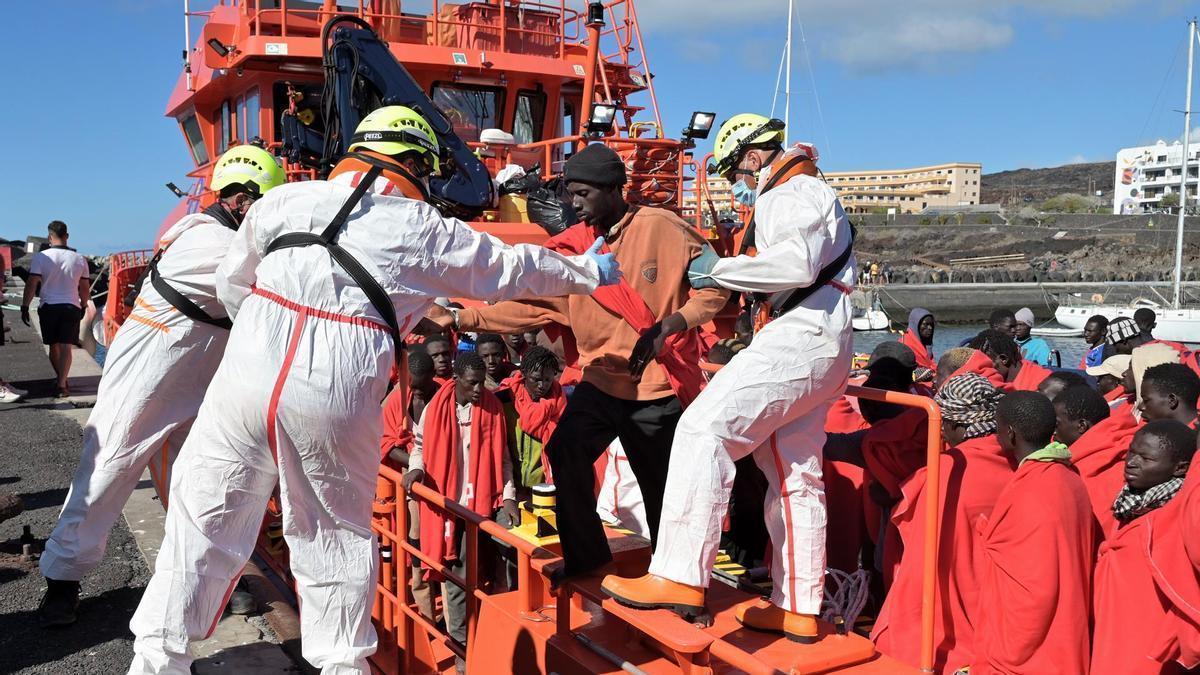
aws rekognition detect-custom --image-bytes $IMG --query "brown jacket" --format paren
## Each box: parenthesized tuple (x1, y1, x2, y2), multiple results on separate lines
(457, 207, 729, 401)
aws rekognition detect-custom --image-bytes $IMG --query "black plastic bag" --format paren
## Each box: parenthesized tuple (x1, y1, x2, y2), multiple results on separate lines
(526, 176, 578, 236)
(498, 163, 543, 195)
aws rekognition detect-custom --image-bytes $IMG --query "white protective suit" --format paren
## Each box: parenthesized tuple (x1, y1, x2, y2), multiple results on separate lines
(127, 172, 601, 675)
(648, 172, 855, 615)
(596, 440, 649, 538)
(41, 213, 235, 581)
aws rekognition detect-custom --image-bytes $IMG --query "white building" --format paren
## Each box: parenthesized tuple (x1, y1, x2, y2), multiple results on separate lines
(1114, 140, 1200, 214)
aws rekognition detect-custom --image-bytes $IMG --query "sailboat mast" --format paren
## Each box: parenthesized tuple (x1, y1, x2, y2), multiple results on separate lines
(1174, 19, 1195, 309)
(784, 0, 793, 146)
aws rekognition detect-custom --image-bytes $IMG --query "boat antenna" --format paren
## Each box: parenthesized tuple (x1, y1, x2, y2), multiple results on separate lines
(183, 0, 192, 92)
(784, 0, 793, 146)
(1174, 18, 1196, 309)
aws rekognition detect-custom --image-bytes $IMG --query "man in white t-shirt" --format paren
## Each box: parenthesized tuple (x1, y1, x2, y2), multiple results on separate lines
(22, 221, 90, 397)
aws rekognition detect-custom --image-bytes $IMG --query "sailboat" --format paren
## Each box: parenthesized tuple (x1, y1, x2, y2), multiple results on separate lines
(1055, 19, 1200, 343)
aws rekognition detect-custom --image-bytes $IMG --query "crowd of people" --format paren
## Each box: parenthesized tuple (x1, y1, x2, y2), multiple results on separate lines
(20, 102, 1200, 675)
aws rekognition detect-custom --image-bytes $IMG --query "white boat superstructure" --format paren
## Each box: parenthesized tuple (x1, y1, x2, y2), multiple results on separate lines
(1056, 19, 1200, 345)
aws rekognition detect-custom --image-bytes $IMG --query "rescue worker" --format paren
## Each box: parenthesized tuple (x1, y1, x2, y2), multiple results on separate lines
(126, 106, 617, 674)
(602, 113, 856, 643)
(38, 145, 285, 627)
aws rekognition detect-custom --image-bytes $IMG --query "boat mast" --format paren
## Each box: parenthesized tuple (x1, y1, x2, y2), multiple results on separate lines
(784, 0, 792, 146)
(1174, 18, 1195, 309)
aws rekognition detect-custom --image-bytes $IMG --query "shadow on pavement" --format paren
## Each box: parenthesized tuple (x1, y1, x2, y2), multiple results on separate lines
(17, 487, 68, 511)
(0, 584, 144, 673)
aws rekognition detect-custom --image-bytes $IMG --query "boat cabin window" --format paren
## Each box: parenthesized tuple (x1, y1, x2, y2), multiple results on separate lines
(219, 101, 232, 154)
(513, 89, 547, 144)
(243, 88, 261, 141)
(180, 112, 209, 165)
(431, 82, 505, 144)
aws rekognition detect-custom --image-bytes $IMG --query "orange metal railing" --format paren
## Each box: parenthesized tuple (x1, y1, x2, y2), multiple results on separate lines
(370, 383, 943, 674)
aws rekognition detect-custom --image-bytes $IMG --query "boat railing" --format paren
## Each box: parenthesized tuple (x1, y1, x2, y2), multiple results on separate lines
(368, 384, 942, 673)
(207, 1, 582, 60)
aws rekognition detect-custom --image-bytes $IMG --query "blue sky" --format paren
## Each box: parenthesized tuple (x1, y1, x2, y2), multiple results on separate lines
(0, 0, 1195, 254)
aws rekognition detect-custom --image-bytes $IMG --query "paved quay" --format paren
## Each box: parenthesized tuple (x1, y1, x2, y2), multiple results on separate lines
(0, 301, 303, 674)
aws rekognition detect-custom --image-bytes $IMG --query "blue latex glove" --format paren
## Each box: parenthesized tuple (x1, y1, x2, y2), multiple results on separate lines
(586, 236, 621, 286)
(687, 245, 722, 289)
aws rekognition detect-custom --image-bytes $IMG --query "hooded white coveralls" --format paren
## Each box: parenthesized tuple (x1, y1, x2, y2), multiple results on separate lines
(648, 172, 855, 614)
(127, 173, 601, 675)
(41, 213, 235, 582)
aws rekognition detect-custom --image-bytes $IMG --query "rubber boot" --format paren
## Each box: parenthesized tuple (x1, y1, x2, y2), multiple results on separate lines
(734, 597, 819, 643)
(39, 578, 81, 627)
(600, 573, 705, 620)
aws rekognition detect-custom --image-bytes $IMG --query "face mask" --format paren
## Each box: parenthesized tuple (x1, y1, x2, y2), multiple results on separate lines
(731, 179, 757, 207)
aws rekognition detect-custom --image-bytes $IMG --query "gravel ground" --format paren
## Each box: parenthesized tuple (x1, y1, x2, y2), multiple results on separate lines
(0, 313, 150, 674)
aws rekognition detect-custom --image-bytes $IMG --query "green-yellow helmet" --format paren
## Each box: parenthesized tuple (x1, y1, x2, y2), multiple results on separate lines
(348, 105, 441, 174)
(210, 145, 286, 197)
(711, 113, 785, 178)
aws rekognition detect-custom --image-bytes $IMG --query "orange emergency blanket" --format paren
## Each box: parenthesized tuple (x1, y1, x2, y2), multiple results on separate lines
(972, 459, 1096, 675)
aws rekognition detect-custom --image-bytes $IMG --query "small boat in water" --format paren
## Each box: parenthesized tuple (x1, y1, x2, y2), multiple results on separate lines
(1030, 325, 1083, 338)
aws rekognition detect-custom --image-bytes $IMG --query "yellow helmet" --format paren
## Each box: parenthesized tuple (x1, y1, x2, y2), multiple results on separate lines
(711, 113, 785, 178)
(211, 145, 286, 197)
(348, 105, 441, 174)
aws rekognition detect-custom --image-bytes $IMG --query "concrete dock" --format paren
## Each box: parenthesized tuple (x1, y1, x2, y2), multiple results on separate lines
(0, 302, 302, 674)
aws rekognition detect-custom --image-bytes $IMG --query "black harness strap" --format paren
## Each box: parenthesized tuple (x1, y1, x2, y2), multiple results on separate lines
(262, 164, 405, 363)
(768, 223, 856, 319)
(149, 254, 233, 330)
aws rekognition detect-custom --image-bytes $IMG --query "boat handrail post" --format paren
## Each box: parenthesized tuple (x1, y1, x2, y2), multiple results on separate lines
(845, 385, 942, 673)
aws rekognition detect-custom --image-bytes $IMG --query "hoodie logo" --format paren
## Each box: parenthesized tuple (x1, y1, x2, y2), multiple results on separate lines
(641, 262, 658, 283)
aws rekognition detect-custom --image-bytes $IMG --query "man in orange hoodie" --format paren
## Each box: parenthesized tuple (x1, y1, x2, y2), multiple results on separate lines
(1053, 384, 1140, 541)
(431, 144, 728, 583)
(972, 391, 1095, 674)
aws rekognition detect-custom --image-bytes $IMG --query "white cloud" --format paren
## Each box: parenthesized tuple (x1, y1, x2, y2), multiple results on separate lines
(626, 0, 1150, 73)
(825, 15, 1013, 72)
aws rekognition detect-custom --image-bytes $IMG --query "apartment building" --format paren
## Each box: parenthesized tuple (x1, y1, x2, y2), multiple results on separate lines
(824, 162, 983, 214)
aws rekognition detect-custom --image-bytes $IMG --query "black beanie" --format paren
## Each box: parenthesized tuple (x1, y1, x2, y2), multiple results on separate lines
(563, 143, 627, 187)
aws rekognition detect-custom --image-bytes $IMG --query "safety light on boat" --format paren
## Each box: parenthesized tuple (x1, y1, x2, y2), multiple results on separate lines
(586, 1, 605, 26)
(206, 37, 231, 58)
(683, 111, 716, 141)
(586, 103, 618, 136)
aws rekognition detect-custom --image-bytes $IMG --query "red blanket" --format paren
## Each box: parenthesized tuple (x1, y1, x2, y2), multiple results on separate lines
(972, 460, 1096, 675)
(1068, 408, 1139, 541)
(825, 396, 868, 434)
(871, 435, 1014, 673)
(898, 329, 936, 372)
(499, 371, 566, 481)
(1092, 511, 1180, 675)
(380, 387, 414, 460)
(1148, 467, 1200, 670)
(547, 223, 703, 406)
(418, 381, 506, 568)
(951, 349, 1051, 392)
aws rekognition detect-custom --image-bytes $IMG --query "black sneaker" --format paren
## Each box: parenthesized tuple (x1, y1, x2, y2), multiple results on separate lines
(227, 588, 257, 616)
(39, 579, 80, 627)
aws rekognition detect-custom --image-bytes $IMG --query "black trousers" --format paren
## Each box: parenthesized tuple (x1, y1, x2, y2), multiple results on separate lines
(545, 382, 682, 576)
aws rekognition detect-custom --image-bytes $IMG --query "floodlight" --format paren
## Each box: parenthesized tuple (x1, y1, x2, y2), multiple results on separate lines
(207, 38, 231, 58)
(683, 111, 715, 141)
(586, 103, 618, 136)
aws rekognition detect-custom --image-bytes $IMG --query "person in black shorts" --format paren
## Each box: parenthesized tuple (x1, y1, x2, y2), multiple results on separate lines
(21, 221, 90, 397)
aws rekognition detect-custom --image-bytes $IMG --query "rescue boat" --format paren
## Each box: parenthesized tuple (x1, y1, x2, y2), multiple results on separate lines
(104, 2, 943, 672)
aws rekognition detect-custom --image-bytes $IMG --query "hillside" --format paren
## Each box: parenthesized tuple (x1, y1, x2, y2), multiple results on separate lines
(981, 161, 1115, 206)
